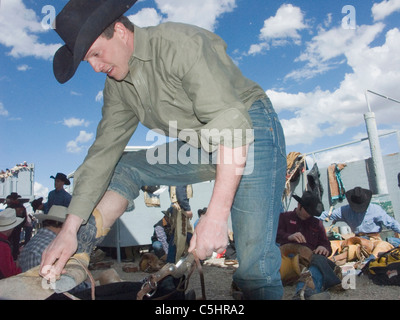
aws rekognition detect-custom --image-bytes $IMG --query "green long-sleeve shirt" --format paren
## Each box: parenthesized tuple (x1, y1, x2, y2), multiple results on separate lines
(69, 22, 267, 222)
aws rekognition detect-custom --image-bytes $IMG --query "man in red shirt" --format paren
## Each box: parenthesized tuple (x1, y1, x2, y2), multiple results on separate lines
(277, 191, 341, 300)
(0, 208, 23, 279)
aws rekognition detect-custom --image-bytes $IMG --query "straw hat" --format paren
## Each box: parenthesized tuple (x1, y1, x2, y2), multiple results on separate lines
(0, 208, 24, 232)
(35, 205, 68, 223)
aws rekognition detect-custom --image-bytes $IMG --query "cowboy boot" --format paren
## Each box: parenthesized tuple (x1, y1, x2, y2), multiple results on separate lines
(76, 208, 110, 254)
(55, 209, 111, 293)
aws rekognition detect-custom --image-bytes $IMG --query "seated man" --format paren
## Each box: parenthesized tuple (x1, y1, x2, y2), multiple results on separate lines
(151, 209, 172, 259)
(0, 208, 23, 279)
(19, 205, 68, 272)
(318, 187, 400, 245)
(277, 191, 341, 300)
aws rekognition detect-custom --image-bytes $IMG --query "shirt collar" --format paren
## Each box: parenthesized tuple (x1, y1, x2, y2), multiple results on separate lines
(130, 24, 152, 65)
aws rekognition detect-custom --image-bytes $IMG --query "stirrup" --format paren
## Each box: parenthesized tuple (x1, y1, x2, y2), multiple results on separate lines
(298, 267, 315, 300)
(137, 252, 206, 300)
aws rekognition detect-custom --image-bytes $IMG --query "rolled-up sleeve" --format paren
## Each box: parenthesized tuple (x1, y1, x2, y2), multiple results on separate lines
(68, 80, 139, 222)
(375, 206, 400, 234)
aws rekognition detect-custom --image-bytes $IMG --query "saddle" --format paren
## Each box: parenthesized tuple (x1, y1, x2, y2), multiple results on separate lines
(280, 243, 313, 285)
(329, 236, 394, 266)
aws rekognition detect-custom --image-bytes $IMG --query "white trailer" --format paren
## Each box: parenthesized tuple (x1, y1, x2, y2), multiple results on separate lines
(0, 163, 35, 205)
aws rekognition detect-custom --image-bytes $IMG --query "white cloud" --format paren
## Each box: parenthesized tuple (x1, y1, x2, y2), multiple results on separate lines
(63, 118, 90, 128)
(66, 131, 94, 153)
(76, 131, 93, 143)
(272, 22, 400, 149)
(0, 0, 60, 60)
(259, 4, 307, 42)
(372, 0, 400, 21)
(95, 91, 103, 102)
(248, 4, 307, 55)
(128, 0, 237, 30)
(128, 8, 163, 27)
(34, 182, 49, 200)
(0, 102, 9, 116)
(17, 64, 30, 71)
(286, 23, 385, 81)
(134, 0, 236, 31)
(248, 43, 269, 55)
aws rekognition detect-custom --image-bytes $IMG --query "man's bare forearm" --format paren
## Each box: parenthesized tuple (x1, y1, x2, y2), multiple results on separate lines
(208, 143, 248, 220)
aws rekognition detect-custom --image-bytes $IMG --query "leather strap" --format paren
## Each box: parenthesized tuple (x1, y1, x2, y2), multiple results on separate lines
(61, 252, 206, 301)
(62, 255, 96, 300)
(137, 251, 206, 300)
(356, 232, 381, 240)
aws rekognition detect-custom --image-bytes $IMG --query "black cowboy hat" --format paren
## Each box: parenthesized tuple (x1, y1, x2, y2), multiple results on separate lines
(6, 192, 21, 200)
(293, 191, 324, 217)
(345, 187, 372, 213)
(50, 172, 71, 185)
(53, 0, 137, 84)
(31, 197, 44, 212)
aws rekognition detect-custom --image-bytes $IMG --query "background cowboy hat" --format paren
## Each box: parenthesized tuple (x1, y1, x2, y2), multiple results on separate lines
(345, 187, 372, 213)
(293, 191, 324, 217)
(53, 0, 138, 83)
(30, 197, 43, 212)
(6, 192, 21, 200)
(50, 172, 70, 185)
(35, 205, 68, 223)
(0, 208, 24, 232)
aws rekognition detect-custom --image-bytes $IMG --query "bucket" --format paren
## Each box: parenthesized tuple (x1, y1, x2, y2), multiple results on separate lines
(339, 226, 351, 235)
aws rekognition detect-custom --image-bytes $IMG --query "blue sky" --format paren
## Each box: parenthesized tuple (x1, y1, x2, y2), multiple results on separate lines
(1, 0, 400, 199)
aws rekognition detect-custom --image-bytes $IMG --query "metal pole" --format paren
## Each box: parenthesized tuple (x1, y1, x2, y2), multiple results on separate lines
(364, 111, 388, 194)
(367, 90, 400, 105)
(304, 130, 397, 156)
(364, 89, 400, 195)
(397, 131, 400, 152)
(116, 218, 121, 263)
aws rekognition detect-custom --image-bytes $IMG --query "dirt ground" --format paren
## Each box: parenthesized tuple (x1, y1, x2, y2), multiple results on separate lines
(89, 256, 400, 300)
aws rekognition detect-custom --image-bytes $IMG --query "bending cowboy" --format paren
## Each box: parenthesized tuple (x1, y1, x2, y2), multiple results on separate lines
(40, 0, 287, 300)
(318, 186, 400, 240)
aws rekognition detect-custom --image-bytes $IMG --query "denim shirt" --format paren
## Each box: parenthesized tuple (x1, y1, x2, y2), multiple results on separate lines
(68, 22, 266, 222)
(43, 188, 72, 214)
(318, 203, 400, 234)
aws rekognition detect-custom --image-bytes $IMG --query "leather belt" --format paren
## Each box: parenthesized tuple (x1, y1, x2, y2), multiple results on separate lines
(356, 232, 381, 239)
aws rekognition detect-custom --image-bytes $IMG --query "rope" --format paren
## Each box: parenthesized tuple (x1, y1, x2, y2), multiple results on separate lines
(62, 256, 96, 300)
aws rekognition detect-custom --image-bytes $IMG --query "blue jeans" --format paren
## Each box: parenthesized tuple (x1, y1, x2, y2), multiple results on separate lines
(108, 97, 286, 300)
(152, 241, 165, 258)
(296, 265, 324, 294)
(166, 233, 193, 263)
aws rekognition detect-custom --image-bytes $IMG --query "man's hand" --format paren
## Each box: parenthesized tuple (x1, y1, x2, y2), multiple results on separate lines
(40, 214, 82, 280)
(185, 210, 193, 220)
(188, 144, 247, 260)
(314, 245, 329, 256)
(188, 212, 228, 260)
(288, 232, 306, 243)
